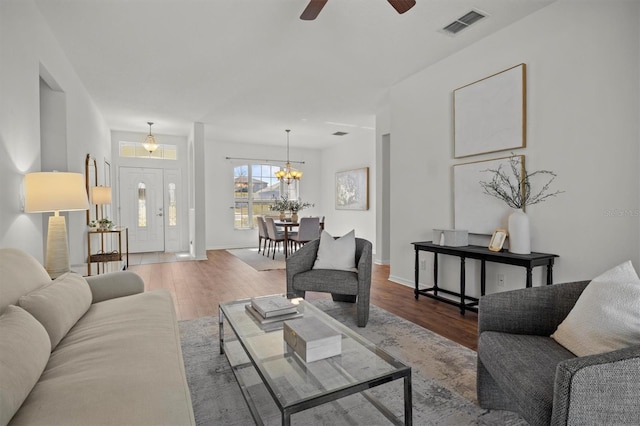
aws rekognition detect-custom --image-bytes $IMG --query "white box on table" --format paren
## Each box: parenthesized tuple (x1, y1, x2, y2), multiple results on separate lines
(283, 317, 341, 363)
(432, 229, 469, 247)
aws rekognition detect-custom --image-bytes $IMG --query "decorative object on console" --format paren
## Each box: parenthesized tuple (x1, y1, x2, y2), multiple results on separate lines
(335, 167, 369, 210)
(479, 153, 563, 254)
(488, 229, 507, 252)
(454, 156, 523, 235)
(89, 218, 114, 230)
(432, 229, 468, 247)
(24, 172, 90, 279)
(454, 63, 526, 158)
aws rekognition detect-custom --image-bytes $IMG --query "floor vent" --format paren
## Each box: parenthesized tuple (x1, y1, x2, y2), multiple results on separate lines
(442, 10, 486, 35)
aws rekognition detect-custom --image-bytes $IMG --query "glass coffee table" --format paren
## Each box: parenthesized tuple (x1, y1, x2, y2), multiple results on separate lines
(219, 297, 412, 425)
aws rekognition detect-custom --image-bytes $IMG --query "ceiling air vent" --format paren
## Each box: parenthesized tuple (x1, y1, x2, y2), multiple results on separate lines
(443, 10, 486, 35)
(332, 131, 348, 136)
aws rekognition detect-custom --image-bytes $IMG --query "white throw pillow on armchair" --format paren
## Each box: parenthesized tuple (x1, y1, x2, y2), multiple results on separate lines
(312, 230, 357, 272)
(551, 260, 640, 356)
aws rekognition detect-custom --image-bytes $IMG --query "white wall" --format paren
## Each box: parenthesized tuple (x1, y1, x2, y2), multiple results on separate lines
(320, 135, 376, 247)
(0, 0, 111, 264)
(386, 1, 640, 296)
(204, 139, 323, 249)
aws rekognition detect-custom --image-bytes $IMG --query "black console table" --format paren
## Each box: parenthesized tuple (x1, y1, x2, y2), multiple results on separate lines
(412, 241, 558, 314)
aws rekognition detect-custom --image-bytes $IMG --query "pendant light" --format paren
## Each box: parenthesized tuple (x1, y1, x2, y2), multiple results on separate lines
(143, 122, 158, 154)
(274, 129, 303, 185)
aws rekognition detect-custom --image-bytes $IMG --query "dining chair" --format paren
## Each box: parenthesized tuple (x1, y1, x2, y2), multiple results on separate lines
(256, 216, 268, 255)
(265, 218, 285, 259)
(290, 217, 320, 251)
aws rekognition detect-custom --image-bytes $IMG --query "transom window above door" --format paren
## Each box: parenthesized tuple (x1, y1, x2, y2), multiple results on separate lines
(119, 141, 177, 160)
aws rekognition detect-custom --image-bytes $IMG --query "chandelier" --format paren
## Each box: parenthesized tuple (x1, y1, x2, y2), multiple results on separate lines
(274, 129, 303, 185)
(142, 122, 158, 154)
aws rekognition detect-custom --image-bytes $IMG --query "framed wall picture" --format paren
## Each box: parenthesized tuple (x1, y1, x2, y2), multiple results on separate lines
(454, 155, 525, 234)
(488, 229, 508, 252)
(335, 167, 369, 210)
(454, 63, 526, 158)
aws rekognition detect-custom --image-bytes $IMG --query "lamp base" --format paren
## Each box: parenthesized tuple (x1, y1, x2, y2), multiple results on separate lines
(46, 214, 70, 279)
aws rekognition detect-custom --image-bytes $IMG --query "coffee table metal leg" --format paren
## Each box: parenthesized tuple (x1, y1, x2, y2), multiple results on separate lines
(282, 411, 291, 426)
(404, 373, 413, 426)
(218, 307, 224, 355)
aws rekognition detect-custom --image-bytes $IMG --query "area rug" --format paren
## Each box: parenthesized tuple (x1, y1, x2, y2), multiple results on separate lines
(179, 300, 526, 425)
(226, 248, 286, 271)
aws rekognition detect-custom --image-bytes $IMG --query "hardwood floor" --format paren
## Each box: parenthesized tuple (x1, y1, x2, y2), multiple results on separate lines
(129, 249, 479, 350)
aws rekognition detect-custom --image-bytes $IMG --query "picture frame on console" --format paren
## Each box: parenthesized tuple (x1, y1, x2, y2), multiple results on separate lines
(488, 229, 507, 252)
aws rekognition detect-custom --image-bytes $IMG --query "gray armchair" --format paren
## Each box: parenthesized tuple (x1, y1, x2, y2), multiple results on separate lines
(477, 281, 640, 425)
(286, 237, 372, 327)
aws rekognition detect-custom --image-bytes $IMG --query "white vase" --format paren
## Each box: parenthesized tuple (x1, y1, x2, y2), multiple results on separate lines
(508, 209, 531, 254)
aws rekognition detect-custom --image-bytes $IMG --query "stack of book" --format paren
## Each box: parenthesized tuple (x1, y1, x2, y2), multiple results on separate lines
(245, 295, 302, 324)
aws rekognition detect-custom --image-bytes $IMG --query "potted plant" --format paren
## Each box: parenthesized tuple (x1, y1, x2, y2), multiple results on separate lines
(96, 218, 114, 231)
(288, 199, 314, 223)
(269, 195, 291, 221)
(479, 154, 563, 254)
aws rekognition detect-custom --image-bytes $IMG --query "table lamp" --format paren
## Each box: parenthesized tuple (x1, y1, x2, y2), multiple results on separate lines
(92, 185, 112, 220)
(24, 172, 90, 279)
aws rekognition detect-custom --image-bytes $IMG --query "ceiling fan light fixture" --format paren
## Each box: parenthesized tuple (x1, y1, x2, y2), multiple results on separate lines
(387, 0, 416, 14)
(142, 121, 158, 154)
(300, 0, 414, 20)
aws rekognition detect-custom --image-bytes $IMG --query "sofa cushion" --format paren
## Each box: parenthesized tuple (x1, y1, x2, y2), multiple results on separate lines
(478, 331, 575, 425)
(0, 305, 51, 426)
(18, 272, 92, 350)
(10, 289, 195, 426)
(313, 229, 356, 271)
(552, 261, 640, 356)
(0, 248, 53, 313)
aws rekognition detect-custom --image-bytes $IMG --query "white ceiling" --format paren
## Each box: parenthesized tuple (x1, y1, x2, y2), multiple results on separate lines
(34, 0, 555, 149)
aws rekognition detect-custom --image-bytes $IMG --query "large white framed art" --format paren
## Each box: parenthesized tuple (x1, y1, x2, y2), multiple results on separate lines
(454, 155, 525, 235)
(454, 63, 526, 158)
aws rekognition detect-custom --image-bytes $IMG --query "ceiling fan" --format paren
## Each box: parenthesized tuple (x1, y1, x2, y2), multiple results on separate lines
(300, 0, 416, 20)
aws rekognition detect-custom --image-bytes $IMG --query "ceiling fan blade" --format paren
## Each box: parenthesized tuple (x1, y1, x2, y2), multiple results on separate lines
(387, 0, 416, 14)
(300, 0, 328, 20)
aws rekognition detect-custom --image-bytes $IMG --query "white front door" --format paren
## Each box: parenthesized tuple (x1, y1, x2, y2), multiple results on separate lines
(120, 167, 165, 253)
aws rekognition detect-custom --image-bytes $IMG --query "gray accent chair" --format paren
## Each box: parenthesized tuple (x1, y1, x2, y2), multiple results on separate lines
(477, 281, 640, 425)
(286, 237, 372, 327)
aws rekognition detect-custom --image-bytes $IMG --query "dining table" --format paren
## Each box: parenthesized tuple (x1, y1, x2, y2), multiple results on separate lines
(274, 221, 299, 259)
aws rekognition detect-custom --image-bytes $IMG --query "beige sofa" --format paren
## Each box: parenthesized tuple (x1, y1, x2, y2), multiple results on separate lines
(0, 248, 195, 426)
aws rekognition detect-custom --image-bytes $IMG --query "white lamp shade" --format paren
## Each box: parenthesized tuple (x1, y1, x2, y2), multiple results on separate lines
(91, 186, 112, 205)
(24, 172, 90, 213)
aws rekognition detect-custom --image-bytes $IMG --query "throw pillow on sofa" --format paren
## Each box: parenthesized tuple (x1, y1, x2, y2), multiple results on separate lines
(18, 272, 92, 350)
(551, 260, 640, 356)
(312, 229, 356, 271)
(0, 305, 51, 426)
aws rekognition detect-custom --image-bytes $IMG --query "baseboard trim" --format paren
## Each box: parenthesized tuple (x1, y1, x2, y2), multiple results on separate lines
(388, 275, 414, 288)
